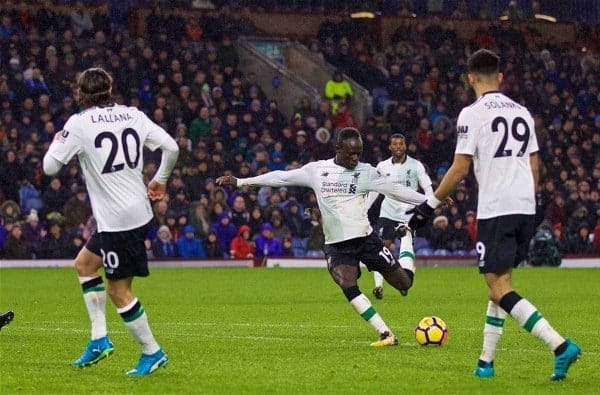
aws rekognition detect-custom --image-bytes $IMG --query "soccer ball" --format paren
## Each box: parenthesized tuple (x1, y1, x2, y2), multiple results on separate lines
(414, 316, 448, 346)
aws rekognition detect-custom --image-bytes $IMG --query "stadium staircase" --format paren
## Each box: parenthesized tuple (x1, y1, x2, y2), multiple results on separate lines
(237, 37, 372, 123)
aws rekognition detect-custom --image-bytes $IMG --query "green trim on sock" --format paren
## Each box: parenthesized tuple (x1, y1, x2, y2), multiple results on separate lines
(523, 311, 542, 332)
(485, 316, 505, 327)
(83, 285, 105, 294)
(360, 306, 377, 321)
(399, 251, 415, 260)
(123, 307, 145, 323)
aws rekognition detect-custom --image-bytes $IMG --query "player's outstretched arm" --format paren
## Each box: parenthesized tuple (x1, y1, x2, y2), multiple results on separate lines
(217, 167, 312, 189)
(408, 154, 470, 230)
(147, 135, 179, 201)
(368, 168, 427, 206)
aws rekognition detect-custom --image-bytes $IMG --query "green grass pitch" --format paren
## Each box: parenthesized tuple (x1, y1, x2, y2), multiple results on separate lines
(0, 266, 598, 394)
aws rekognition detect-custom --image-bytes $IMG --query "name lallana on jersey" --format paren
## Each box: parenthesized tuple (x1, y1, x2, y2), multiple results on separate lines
(91, 113, 134, 123)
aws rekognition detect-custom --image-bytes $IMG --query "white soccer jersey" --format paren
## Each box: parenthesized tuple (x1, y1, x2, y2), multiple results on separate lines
(455, 91, 539, 219)
(46, 105, 174, 232)
(237, 159, 427, 244)
(377, 156, 433, 222)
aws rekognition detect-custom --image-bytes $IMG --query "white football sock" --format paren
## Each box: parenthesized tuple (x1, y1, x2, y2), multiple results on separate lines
(350, 293, 391, 334)
(509, 299, 565, 351)
(79, 276, 107, 340)
(398, 232, 415, 273)
(373, 271, 384, 288)
(117, 298, 160, 354)
(479, 301, 506, 363)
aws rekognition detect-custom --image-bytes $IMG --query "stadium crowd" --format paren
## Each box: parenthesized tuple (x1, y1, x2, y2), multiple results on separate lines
(0, 2, 599, 261)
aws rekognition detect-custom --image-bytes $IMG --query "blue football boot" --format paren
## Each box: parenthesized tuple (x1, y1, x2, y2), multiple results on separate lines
(474, 360, 494, 378)
(126, 349, 169, 377)
(551, 339, 581, 381)
(73, 336, 114, 367)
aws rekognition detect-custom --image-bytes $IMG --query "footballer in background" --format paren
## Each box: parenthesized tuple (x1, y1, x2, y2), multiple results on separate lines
(367, 133, 433, 299)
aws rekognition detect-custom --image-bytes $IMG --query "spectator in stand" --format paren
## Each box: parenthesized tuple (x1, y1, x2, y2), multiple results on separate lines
(0, 218, 11, 251)
(465, 210, 477, 244)
(217, 34, 239, 70)
(271, 215, 291, 242)
(255, 223, 283, 258)
(2, 223, 31, 259)
(430, 215, 452, 255)
(230, 195, 250, 227)
(331, 101, 357, 130)
(39, 221, 72, 259)
(42, 177, 70, 217)
(188, 106, 212, 147)
(568, 224, 595, 254)
(545, 193, 567, 227)
(165, 211, 182, 241)
(204, 231, 224, 258)
(248, 207, 265, 235)
(281, 235, 294, 257)
(24, 68, 50, 99)
(188, 202, 211, 240)
(567, 206, 589, 236)
(305, 210, 325, 257)
(552, 223, 568, 254)
(229, 224, 255, 259)
(324, 70, 353, 113)
(416, 118, 434, 154)
(152, 225, 178, 259)
(70, 0, 94, 38)
(1, 201, 21, 225)
(212, 212, 237, 257)
(0, 151, 22, 202)
(448, 217, 472, 255)
(177, 225, 206, 259)
(63, 187, 92, 231)
(284, 201, 308, 238)
(22, 209, 42, 258)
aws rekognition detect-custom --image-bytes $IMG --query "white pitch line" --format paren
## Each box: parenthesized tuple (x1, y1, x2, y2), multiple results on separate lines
(12, 326, 599, 355)
(20, 320, 352, 329)
(17, 320, 596, 335)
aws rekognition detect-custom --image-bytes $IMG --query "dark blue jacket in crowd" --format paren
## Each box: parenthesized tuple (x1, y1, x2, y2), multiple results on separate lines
(255, 235, 284, 258)
(177, 236, 205, 258)
(152, 239, 178, 258)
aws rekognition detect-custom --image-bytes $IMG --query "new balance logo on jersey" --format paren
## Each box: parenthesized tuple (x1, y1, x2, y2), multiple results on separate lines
(321, 172, 329, 177)
(457, 125, 468, 135)
(57, 129, 70, 143)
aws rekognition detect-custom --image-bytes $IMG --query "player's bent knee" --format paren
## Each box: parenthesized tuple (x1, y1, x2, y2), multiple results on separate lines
(383, 269, 411, 291)
(328, 264, 359, 289)
(74, 248, 102, 276)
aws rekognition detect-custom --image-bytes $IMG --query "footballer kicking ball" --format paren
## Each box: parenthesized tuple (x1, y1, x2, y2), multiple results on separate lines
(414, 316, 448, 346)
